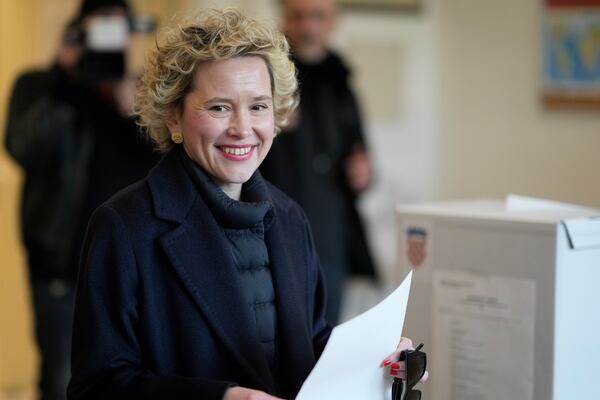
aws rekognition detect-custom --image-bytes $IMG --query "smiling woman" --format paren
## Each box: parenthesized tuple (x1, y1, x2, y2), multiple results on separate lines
(67, 8, 414, 400)
(67, 8, 329, 400)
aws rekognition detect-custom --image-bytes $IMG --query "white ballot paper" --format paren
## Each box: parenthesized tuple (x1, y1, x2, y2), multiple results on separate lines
(296, 271, 413, 400)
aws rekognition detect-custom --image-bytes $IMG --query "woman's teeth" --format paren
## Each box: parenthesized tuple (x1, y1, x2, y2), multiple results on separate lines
(222, 146, 252, 156)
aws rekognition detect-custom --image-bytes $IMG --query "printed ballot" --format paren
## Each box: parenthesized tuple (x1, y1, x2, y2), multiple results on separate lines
(296, 271, 413, 400)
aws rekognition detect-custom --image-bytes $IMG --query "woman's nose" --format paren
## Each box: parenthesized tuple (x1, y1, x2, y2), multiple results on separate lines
(227, 111, 251, 137)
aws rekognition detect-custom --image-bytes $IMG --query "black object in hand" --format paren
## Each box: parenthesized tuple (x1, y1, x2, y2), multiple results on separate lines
(391, 343, 426, 400)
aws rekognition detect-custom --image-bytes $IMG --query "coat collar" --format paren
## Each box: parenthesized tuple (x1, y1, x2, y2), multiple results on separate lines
(147, 147, 197, 224)
(147, 148, 275, 390)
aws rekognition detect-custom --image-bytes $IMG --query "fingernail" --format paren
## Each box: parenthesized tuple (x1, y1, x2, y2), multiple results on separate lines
(391, 363, 400, 370)
(383, 360, 391, 366)
(391, 370, 398, 376)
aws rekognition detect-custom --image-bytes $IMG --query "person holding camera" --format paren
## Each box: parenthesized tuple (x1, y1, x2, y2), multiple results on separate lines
(4, 1, 158, 399)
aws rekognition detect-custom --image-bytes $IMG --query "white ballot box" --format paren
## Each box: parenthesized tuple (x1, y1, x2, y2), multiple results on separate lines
(396, 195, 600, 400)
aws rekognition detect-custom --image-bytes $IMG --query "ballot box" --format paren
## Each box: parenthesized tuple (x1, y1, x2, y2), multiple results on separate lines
(395, 195, 600, 400)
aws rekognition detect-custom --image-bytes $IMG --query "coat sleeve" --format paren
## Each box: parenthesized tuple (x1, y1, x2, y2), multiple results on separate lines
(68, 205, 235, 400)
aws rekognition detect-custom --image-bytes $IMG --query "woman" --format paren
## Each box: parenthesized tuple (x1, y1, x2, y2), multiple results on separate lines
(68, 8, 414, 400)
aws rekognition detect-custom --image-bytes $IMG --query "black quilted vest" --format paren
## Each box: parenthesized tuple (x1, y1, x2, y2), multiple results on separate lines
(180, 149, 279, 374)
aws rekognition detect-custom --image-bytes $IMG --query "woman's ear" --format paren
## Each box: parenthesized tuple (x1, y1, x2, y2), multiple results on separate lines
(165, 110, 181, 134)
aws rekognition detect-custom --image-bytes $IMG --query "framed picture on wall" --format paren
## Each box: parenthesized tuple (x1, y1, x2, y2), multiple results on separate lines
(542, 0, 600, 108)
(337, 0, 420, 11)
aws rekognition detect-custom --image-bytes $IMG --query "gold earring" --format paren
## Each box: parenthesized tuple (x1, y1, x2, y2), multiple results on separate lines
(171, 132, 183, 144)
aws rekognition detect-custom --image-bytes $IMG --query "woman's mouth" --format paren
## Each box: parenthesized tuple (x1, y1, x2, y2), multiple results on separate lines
(218, 145, 255, 160)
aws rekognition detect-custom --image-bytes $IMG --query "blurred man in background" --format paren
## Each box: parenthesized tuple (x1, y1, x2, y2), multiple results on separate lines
(4, 1, 158, 398)
(261, 0, 377, 324)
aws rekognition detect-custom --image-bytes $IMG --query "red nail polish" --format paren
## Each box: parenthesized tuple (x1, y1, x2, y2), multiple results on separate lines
(383, 360, 391, 366)
(391, 370, 398, 376)
(391, 363, 400, 369)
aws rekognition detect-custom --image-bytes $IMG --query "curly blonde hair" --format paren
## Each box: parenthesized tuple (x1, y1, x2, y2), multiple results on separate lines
(134, 8, 298, 152)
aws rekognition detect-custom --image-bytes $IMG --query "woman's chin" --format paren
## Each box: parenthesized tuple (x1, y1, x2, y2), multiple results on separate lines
(215, 170, 255, 186)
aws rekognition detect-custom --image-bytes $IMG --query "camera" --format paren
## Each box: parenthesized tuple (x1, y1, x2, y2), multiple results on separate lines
(65, 13, 155, 83)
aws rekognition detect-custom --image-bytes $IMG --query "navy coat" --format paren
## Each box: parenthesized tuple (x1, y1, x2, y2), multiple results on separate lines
(68, 149, 332, 400)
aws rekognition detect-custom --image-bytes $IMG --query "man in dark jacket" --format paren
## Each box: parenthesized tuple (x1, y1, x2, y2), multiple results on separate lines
(260, 0, 377, 324)
(4, 1, 158, 399)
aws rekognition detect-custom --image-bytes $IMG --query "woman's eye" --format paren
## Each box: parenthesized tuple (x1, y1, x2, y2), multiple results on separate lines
(252, 104, 268, 111)
(210, 105, 228, 112)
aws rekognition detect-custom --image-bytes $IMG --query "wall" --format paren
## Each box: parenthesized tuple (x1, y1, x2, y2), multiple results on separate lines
(0, 0, 43, 395)
(436, 0, 600, 207)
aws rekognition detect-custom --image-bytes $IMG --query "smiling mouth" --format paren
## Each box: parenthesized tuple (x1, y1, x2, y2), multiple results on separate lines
(218, 145, 255, 157)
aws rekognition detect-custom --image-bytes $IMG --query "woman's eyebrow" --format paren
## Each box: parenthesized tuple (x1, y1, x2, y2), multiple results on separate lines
(204, 97, 232, 104)
(253, 95, 273, 102)
(204, 95, 273, 103)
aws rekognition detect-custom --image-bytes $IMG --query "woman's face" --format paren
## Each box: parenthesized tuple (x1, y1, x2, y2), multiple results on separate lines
(168, 56, 275, 194)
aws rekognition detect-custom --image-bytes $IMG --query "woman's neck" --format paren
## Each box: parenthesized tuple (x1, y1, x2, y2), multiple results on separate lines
(219, 182, 242, 201)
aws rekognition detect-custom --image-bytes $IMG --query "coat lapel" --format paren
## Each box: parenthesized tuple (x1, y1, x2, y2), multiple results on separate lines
(266, 218, 317, 397)
(148, 149, 274, 391)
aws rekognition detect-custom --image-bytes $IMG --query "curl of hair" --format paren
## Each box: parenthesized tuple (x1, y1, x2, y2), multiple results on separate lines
(134, 8, 299, 152)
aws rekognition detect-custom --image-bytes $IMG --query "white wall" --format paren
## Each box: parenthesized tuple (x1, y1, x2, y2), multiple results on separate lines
(436, 0, 600, 207)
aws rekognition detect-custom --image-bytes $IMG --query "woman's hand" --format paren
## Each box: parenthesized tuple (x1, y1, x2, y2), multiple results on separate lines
(223, 386, 286, 400)
(380, 337, 429, 381)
